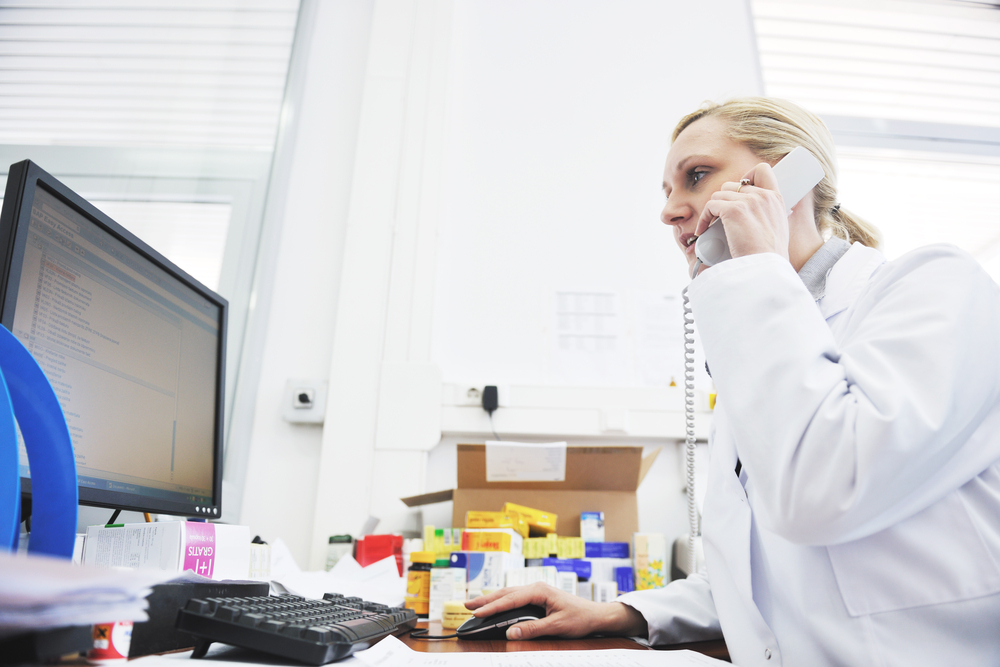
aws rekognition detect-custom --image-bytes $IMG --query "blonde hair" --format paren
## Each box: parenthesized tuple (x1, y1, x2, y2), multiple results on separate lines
(672, 97, 880, 248)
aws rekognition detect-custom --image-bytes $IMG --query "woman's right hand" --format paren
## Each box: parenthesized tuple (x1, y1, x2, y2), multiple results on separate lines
(463, 582, 648, 640)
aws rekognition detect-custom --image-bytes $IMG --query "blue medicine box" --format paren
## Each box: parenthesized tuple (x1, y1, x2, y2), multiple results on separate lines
(542, 558, 592, 580)
(585, 542, 630, 559)
(615, 566, 635, 593)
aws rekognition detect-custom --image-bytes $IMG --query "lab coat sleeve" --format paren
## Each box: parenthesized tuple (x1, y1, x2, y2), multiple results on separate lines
(688, 246, 1000, 545)
(617, 571, 723, 645)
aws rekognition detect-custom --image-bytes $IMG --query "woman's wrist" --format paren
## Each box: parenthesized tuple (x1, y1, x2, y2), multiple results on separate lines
(604, 601, 648, 637)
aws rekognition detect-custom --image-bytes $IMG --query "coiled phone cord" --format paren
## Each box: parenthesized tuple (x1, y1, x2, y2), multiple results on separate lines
(682, 284, 699, 574)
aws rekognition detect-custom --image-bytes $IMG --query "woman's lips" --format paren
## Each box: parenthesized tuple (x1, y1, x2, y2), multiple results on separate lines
(680, 233, 697, 254)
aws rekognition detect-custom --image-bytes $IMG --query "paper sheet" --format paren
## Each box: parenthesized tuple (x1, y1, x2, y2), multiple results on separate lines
(485, 441, 567, 482)
(271, 554, 406, 607)
(0, 550, 179, 631)
(551, 291, 630, 386)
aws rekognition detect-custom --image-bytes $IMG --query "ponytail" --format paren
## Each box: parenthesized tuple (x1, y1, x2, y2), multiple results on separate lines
(824, 205, 881, 248)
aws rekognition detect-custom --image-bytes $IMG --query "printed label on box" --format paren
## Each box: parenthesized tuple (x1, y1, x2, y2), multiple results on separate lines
(183, 523, 217, 578)
(485, 441, 567, 482)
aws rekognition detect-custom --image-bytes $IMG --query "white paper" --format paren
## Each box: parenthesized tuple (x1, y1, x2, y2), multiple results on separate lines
(0, 550, 178, 631)
(354, 634, 728, 666)
(485, 441, 567, 482)
(551, 291, 630, 386)
(271, 555, 406, 607)
(267, 537, 302, 578)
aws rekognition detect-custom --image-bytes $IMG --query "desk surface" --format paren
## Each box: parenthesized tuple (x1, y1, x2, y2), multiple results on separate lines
(400, 622, 731, 661)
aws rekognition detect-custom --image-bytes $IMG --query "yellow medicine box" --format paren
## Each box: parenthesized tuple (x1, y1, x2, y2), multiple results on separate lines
(556, 536, 584, 559)
(502, 502, 557, 536)
(461, 529, 524, 556)
(523, 537, 551, 559)
(465, 511, 529, 539)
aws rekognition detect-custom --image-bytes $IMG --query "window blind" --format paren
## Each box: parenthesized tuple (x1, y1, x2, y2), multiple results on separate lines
(0, 0, 299, 148)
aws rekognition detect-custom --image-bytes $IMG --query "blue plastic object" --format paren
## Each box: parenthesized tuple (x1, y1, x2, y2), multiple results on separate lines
(0, 326, 78, 558)
(0, 362, 18, 551)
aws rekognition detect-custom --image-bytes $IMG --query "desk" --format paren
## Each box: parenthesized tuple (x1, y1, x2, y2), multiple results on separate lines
(400, 622, 731, 662)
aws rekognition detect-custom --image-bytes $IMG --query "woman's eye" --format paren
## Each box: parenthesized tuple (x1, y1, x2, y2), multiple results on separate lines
(689, 169, 708, 187)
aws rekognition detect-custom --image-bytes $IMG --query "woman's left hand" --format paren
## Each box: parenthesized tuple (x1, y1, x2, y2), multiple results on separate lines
(694, 162, 789, 262)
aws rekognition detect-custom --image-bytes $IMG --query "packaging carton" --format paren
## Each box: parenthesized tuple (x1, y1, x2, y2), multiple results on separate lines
(450, 551, 523, 594)
(402, 445, 660, 543)
(502, 502, 557, 535)
(429, 568, 466, 622)
(505, 565, 558, 588)
(594, 581, 619, 602)
(633, 532, 668, 590)
(461, 528, 524, 557)
(466, 510, 529, 538)
(82, 522, 249, 580)
(585, 556, 633, 582)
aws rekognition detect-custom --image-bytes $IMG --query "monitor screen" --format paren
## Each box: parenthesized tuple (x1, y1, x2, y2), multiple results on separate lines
(0, 160, 226, 518)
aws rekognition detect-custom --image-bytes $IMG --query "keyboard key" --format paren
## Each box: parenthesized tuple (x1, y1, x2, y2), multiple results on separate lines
(215, 606, 241, 622)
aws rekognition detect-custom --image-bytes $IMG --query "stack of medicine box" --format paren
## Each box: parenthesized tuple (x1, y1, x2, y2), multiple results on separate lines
(451, 508, 527, 604)
(422, 526, 467, 623)
(516, 510, 635, 602)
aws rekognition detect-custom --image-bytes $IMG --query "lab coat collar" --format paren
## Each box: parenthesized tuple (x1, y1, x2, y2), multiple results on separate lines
(817, 242, 885, 320)
(799, 236, 850, 301)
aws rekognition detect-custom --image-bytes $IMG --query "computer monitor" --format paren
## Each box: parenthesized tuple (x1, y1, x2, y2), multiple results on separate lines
(0, 160, 227, 519)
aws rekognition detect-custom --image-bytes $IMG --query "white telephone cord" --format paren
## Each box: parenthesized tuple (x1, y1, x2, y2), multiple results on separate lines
(682, 284, 699, 574)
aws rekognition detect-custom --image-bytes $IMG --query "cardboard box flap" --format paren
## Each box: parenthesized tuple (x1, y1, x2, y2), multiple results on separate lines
(456, 444, 656, 491)
(638, 447, 659, 486)
(401, 489, 454, 507)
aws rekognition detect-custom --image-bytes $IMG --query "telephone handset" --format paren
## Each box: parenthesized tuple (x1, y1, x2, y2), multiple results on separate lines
(691, 146, 826, 276)
(675, 146, 826, 577)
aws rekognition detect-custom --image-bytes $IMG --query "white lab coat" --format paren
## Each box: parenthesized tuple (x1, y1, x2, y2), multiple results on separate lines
(619, 243, 1000, 666)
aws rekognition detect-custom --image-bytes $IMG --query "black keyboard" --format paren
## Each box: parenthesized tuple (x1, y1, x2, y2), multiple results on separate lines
(175, 593, 418, 664)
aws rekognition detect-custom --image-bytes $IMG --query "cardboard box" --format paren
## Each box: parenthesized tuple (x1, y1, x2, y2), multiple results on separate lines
(402, 445, 660, 544)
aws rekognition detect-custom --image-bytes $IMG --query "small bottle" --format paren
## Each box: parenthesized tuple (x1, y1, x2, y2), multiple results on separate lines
(325, 535, 353, 571)
(404, 551, 435, 618)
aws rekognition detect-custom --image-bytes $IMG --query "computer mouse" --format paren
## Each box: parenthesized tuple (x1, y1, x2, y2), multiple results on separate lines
(455, 604, 547, 640)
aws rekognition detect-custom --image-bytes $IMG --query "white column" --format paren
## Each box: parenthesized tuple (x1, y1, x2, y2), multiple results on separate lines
(308, 0, 451, 569)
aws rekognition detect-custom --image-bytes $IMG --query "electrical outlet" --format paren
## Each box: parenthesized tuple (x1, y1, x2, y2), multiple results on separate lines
(458, 386, 482, 406)
(283, 379, 327, 424)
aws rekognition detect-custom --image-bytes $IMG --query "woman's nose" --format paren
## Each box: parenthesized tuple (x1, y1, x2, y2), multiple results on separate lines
(661, 197, 691, 227)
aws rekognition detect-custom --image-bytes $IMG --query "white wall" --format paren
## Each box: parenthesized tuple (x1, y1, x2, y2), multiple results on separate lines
(435, 0, 762, 388)
(236, 0, 762, 569)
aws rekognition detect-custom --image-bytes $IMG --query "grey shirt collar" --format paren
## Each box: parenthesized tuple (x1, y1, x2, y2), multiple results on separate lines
(798, 236, 851, 301)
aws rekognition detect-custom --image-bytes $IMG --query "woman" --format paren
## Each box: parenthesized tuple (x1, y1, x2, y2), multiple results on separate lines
(466, 98, 1000, 665)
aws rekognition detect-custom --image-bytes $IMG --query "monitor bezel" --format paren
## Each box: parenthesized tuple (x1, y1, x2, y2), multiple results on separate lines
(0, 159, 227, 519)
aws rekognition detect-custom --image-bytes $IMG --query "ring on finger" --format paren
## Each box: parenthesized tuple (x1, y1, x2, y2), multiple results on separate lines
(736, 178, 751, 194)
